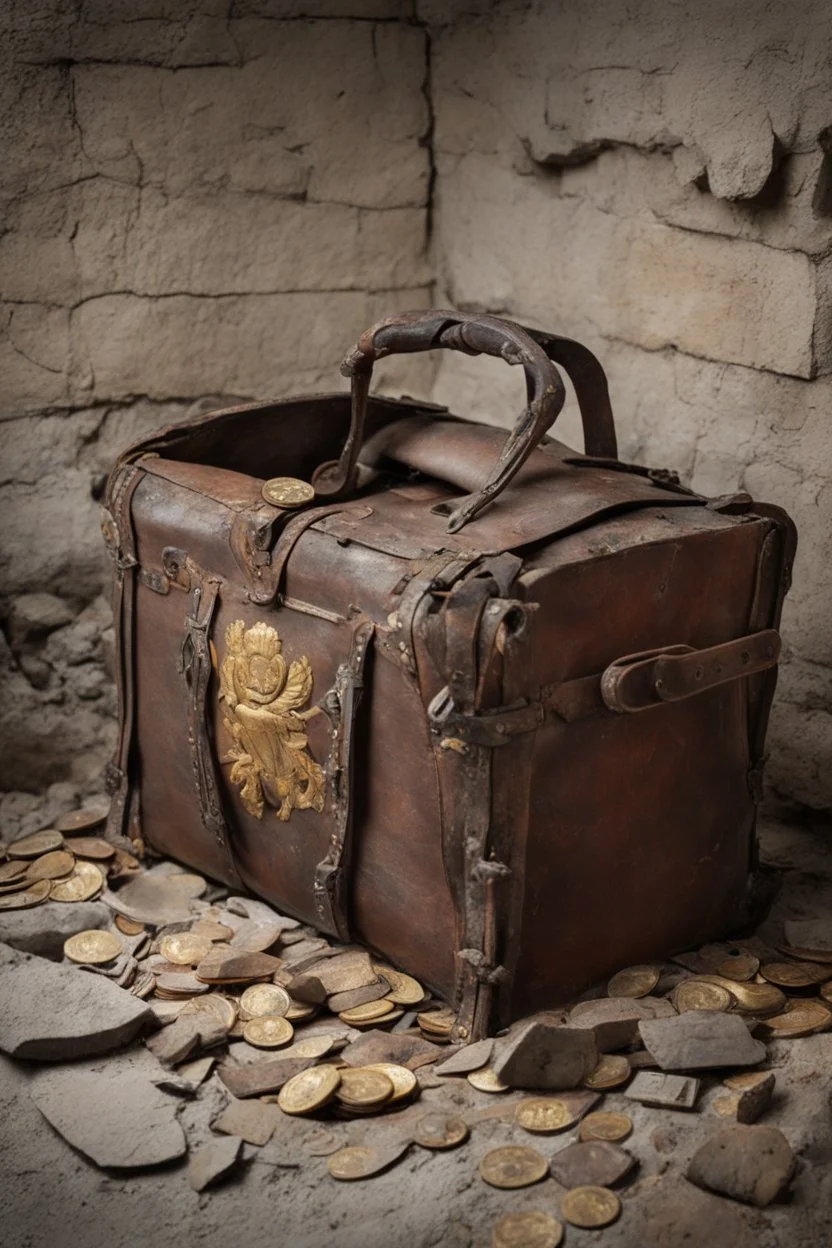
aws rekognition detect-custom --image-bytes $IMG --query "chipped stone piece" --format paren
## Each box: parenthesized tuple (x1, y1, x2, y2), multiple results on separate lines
(493, 1021, 597, 1090)
(288, 973, 327, 1005)
(0, 900, 111, 960)
(0, 958, 155, 1060)
(146, 1015, 227, 1067)
(569, 997, 676, 1051)
(196, 948, 283, 983)
(625, 1071, 700, 1110)
(638, 1010, 766, 1071)
(340, 1029, 445, 1068)
(435, 1037, 494, 1076)
(218, 1056, 314, 1099)
(213, 1096, 281, 1146)
(714, 1071, 775, 1124)
(549, 1140, 637, 1189)
(327, 980, 389, 1013)
(188, 1136, 243, 1192)
(783, 920, 832, 954)
(687, 1125, 796, 1207)
(103, 876, 196, 926)
(306, 950, 378, 995)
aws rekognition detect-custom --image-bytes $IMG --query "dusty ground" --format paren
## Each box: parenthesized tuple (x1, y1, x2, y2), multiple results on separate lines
(1, 811, 831, 1248)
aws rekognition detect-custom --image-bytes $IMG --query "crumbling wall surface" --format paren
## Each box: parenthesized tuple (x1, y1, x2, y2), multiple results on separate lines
(425, 0, 832, 810)
(0, 1, 433, 795)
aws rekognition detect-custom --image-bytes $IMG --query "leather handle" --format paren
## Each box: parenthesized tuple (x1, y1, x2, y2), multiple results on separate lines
(314, 310, 568, 533)
(601, 629, 781, 713)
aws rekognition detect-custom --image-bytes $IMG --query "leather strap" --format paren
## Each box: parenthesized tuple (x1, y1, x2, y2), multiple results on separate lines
(179, 574, 243, 887)
(249, 503, 373, 606)
(313, 618, 375, 940)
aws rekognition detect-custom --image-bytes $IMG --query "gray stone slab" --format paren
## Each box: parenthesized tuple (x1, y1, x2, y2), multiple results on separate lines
(0, 900, 111, 960)
(0, 957, 156, 1060)
(638, 1011, 766, 1071)
(569, 996, 676, 1051)
(30, 1066, 186, 1168)
(188, 1136, 243, 1191)
(625, 1071, 701, 1110)
(687, 1124, 796, 1207)
(493, 1021, 597, 1090)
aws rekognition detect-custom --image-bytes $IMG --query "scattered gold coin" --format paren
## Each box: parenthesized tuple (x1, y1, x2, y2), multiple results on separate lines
(414, 1112, 470, 1150)
(278, 1065, 342, 1115)
(561, 1186, 621, 1229)
(820, 981, 832, 1005)
(24, 850, 74, 882)
(515, 1098, 576, 1134)
(759, 961, 829, 988)
(480, 1145, 549, 1190)
(240, 983, 291, 1019)
(261, 477, 316, 508)
(54, 808, 107, 834)
(7, 830, 64, 859)
(364, 1063, 418, 1103)
(492, 1210, 564, 1248)
(758, 1000, 832, 1038)
(292, 1036, 336, 1060)
(338, 999, 395, 1025)
(607, 965, 660, 998)
(50, 860, 104, 903)
(583, 1054, 631, 1090)
(578, 1111, 633, 1143)
(243, 1015, 294, 1049)
(159, 932, 214, 966)
(115, 915, 145, 936)
(64, 836, 116, 861)
(64, 929, 124, 965)
(417, 1008, 455, 1036)
(181, 993, 238, 1031)
(337, 1067, 394, 1108)
(0, 861, 28, 884)
(285, 1001, 318, 1022)
(374, 966, 425, 1006)
(714, 952, 759, 981)
(0, 879, 52, 910)
(325, 1144, 407, 1181)
(696, 975, 786, 1016)
(674, 981, 734, 1013)
(467, 1067, 510, 1094)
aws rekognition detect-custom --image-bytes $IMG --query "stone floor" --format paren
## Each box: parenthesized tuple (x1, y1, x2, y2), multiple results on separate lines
(1, 809, 831, 1248)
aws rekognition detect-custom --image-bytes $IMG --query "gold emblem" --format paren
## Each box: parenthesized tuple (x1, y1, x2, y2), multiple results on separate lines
(218, 620, 325, 821)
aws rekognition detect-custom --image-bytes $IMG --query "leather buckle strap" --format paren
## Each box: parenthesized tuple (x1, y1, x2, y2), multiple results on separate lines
(600, 629, 781, 713)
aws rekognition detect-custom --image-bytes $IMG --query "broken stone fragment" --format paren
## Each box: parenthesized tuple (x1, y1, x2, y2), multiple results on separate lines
(228, 919, 286, 954)
(146, 1014, 228, 1067)
(218, 1056, 314, 1099)
(713, 1071, 776, 1124)
(569, 996, 676, 1051)
(435, 1037, 494, 1076)
(625, 1071, 700, 1110)
(492, 1021, 598, 1090)
(0, 957, 156, 1060)
(225, 896, 299, 931)
(687, 1124, 796, 1206)
(0, 900, 112, 961)
(638, 1010, 766, 1071)
(287, 973, 327, 1005)
(305, 949, 378, 995)
(327, 979, 389, 1013)
(188, 1135, 243, 1192)
(30, 1067, 186, 1168)
(340, 1029, 445, 1068)
(195, 948, 283, 983)
(103, 876, 196, 926)
(213, 1095, 282, 1146)
(783, 919, 832, 954)
(549, 1139, 637, 1188)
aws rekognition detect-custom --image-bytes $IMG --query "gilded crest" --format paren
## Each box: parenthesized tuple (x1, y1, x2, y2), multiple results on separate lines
(218, 620, 325, 822)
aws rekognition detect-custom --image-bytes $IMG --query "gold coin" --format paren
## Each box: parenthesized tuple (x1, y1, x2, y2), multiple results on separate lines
(467, 1067, 509, 1094)
(240, 983, 291, 1018)
(261, 477, 316, 508)
(338, 999, 395, 1025)
(0, 878, 52, 910)
(64, 929, 124, 965)
(674, 981, 734, 1013)
(714, 953, 759, 981)
(696, 975, 786, 1016)
(0, 876, 31, 894)
(561, 1186, 621, 1229)
(348, 1006, 403, 1029)
(607, 965, 661, 998)
(492, 1211, 564, 1248)
(64, 836, 116, 861)
(336, 1067, 394, 1108)
(480, 1146, 549, 1190)
(115, 915, 145, 936)
(819, 981, 832, 1005)
(759, 1000, 832, 1038)
(54, 807, 107, 833)
(326, 1145, 396, 1181)
(26, 851, 75, 882)
(278, 1064, 342, 1115)
(515, 1098, 576, 1134)
(417, 1008, 455, 1035)
(160, 872, 206, 898)
(579, 1111, 633, 1143)
(50, 860, 104, 903)
(285, 1000, 318, 1022)
(292, 1035, 336, 1059)
(374, 965, 425, 1006)
(759, 961, 830, 988)
(159, 933, 214, 966)
(243, 1015, 294, 1048)
(181, 993, 238, 1031)
(7, 830, 64, 859)
(0, 861, 28, 884)
(414, 1111, 469, 1150)
(583, 1054, 631, 1090)
(364, 1063, 418, 1103)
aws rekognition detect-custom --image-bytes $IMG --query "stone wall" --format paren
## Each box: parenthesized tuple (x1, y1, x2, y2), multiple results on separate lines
(427, 0, 832, 810)
(0, 2, 433, 797)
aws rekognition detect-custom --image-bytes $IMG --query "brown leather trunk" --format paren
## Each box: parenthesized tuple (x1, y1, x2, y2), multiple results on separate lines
(104, 311, 796, 1041)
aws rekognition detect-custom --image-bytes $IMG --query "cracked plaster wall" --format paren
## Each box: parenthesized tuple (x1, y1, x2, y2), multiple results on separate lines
(426, 0, 832, 811)
(3, 0, 832, 815)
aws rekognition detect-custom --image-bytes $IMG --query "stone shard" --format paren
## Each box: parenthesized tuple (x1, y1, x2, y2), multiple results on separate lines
(638, 1011, 767, 1071)
(327, 979, 388, 1013)
(569, 997, 676, 1051)
(195, 948, 283, 983)
(687, 1124, 796, 1207)
(783, 919, 832, 954)
(549, 1139, 637, 1189)
(626, 1071, 700, 1111)
(218, 1056, 314, 1099)
(0, 957, 155, 1060)
(492, 1021, 598, 1090)
(340, 1029, 445, 1068)
(213, 1096, 281, 1146)
(103, 876, 195, 926)
(718, 1071, 776, 1124)
(306, 949, 378, 995)
(30, 1067, 186, 1168)
(228, 919, 286, 954)
(0, 900, 112, 960)
(287, 973, 327, 1005)
(435, 1038, 494, 1076)
(188, 1136, 243, 1192)
(225, 896, 300, 931)
(146, 1015, 228, 1068)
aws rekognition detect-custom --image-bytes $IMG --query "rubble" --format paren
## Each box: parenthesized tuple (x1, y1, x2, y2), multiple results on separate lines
(568, 996, 676, 1051)
(548, 1139, 637, 1188)
(0, 900, 111, 960)
(637, 1011, 767, 1071)
(213, 1096, 282, 1147)
(687, 1124, 796, 1206)
(492, 1021, 598, 1089)
(188, 1136, 243, 1192)
(625, 1072, 701, 1110)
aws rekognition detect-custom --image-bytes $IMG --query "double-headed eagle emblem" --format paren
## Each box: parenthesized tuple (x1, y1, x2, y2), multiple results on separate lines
(218, 620, 325, 822)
